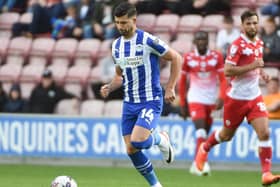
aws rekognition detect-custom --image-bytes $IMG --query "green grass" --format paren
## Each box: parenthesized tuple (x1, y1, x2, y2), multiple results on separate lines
(0, 164, 265, 187)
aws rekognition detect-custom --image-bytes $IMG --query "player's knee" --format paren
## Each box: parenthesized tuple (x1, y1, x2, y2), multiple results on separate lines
(258, 130, 270, 141)
(220, 134, 233, 142)
(126, 145, 137, 155)
(130, 135, 153, 150)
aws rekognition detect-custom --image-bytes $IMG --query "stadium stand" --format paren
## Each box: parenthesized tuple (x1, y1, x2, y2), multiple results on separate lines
(74, 38, 101, 67)
(136, 13, 156, 33)
(65, 65, 90, 84)
(231, 0, 256, 8)
(176, 32, 194, 42)
(154, 13, 180, 38)
(0, 63, 21, 82)
(80, 99, 105, 117)
(256, 0, 273, 7)
(89, 65, 103, 83)
(51, 38, 78, 66)
(200, 14, 224, 33)
(29, 37, 55, 66)
(103, 100, 123, 117)
(19, 63, 45, 82)
(0, 12, 20, 37)
(6, 36, 32, 66)
(232, 15, 242, 29)
(55, 98, 80, 115)
(170, 39, 192, 56)
(97, 39, 113, 60)
(46, 64, 68, 84)
(155, 32, 172, 43)
(178, 14, 203, 33)
(0, 37, 10, 64)
(20, 81, 36, 99)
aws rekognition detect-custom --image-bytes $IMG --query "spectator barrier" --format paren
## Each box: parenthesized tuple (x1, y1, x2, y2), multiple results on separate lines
(0, 114, 279, 163)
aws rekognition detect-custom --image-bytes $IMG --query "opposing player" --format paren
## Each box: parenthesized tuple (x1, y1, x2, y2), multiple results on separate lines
(179, 31, 226, 176)
(100, 2, 182, 187)
(195, 10, 280, 186)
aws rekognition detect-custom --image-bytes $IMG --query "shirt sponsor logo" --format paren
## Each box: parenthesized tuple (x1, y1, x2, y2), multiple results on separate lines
(242, 47, 253, 56)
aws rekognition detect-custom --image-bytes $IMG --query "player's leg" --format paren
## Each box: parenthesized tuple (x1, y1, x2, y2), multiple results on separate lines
(248, 97, 280, 186)
(121, 105, 162, 187)
(190, 118, 208, 176)
(188, 104, 209, 158)
(195, 126, 236, 171)
(188, 103, 216, 176)
(124, 135, 162, 187)
(195, 96, 245, 171)
(130, 101, 174, 163)
(250, 117, 280, 186)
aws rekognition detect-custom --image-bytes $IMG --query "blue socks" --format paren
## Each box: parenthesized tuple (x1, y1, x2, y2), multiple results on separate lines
(131, 135, 153, 149)
(131, 132, 162, 149)
(152, 131, 161, 145)
(129, 151, 159, 186)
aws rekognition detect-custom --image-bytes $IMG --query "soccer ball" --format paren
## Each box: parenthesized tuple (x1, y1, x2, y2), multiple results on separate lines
(50, 176, 78, 187)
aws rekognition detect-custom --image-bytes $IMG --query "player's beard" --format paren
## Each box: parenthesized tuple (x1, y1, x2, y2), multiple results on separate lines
(119, 27, 133, 37)
(245, 29, 257, 40)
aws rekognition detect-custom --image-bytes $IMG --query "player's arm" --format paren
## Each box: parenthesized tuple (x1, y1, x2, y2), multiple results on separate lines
(224, 58, 264, 77)
(178, 54, 189, 119)
(216, 52, 227, 110)
(100, 66, 123, 98)
(161, 48, 182, 103)
(215, 71, 227, 110)
(179, 71, 189, 119)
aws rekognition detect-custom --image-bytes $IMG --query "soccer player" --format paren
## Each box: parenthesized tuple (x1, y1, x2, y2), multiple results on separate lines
(195, 10, 280, 186)
(100, 2, 182, 187)
(179, 31, 226, 176)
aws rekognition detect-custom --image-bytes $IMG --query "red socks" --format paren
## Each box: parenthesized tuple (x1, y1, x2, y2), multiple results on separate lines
(203, 131, 220, 152)
(259, 146, 272, 173)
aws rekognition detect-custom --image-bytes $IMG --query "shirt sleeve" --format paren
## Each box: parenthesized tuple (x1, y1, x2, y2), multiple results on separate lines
(146, 34, 169, 56)
(182, 53, 190, 73)
(225, 41, 241, 65)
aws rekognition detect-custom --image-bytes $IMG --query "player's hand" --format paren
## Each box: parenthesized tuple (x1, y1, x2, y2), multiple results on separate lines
(215, 98, 223, 110)
(261, 71, 271, 83)
(100, 84, 111, 98)
(180, 106, 189, 120)
(164, 87, 176, 103)
(252, 58, 264, 69)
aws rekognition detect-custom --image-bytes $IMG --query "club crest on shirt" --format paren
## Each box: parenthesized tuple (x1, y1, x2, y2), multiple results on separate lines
(230, 45, 238, 57)
(136, 44, 143, 53)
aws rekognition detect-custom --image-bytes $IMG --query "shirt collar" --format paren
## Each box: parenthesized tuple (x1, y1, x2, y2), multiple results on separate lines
(194, 48, 210, 57)
(240, 33, 259, 45)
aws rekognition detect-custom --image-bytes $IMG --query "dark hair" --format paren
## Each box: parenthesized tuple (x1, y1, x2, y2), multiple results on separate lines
(9, 83, 21, 98)
(223, 16, 234, 24)
(241, 10, 258, 23)
(113, 2, 137, 18)
(194, 30, 208, 40)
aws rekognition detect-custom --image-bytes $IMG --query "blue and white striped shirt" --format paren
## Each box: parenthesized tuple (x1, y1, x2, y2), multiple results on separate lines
(112, 29, 169, 103)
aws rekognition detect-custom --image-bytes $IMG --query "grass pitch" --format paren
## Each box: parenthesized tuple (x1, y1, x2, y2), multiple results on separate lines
(0, 164, 266, 187)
